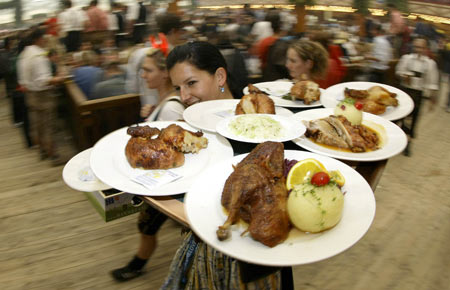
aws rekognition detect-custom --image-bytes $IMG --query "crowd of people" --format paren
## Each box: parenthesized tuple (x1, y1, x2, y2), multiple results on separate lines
(0, 1, 449, 287)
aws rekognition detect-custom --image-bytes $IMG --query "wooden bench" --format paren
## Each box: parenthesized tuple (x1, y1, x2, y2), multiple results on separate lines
(65, 80, 141, 151)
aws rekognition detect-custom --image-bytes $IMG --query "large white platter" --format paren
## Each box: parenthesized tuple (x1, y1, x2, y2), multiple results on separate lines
(185, 150, 376, 266)
(320, 81, 414, 121)
(90, 121, 233, 196)
(243, 81, 323, 108)
(62, 148, 110, 192)
(216, 114, 306, 144)
(183, 99, 293, 132)
(292, 108, 408, 162)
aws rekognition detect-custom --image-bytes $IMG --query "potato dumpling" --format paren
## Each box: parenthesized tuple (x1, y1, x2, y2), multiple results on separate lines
(334, 100, 362, 126)
(287, 182, 344, 233)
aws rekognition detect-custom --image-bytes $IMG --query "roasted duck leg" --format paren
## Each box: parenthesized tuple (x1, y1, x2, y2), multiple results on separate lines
(217, 142, 290, 248)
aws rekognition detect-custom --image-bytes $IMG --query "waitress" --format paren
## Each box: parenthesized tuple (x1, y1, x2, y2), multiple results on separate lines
(160, 41, 282, 289)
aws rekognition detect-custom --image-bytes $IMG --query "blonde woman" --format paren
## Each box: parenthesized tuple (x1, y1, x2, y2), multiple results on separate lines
(140, 48, 184, 121)
(111, 47, 183, 282)
(285, 39, 329, 83)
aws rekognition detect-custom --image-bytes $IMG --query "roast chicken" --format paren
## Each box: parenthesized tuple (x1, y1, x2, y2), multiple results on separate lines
(303, 115, 379, 152)
(125, 137, 185, 169)
(158, 124, 208, 153)
(289, 80, 321, 105)
(217, 142, 290, 248)
(235, 84, 276, 115)
(125, 124, 208, 170)
(344, 86, 398, 115)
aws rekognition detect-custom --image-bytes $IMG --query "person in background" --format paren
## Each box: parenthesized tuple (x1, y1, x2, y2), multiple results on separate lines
(127, 0, 148, 44)
(396, 37, 439, 155)
(387, 3, 411, 58)
(366, 23, 393, 83)
(85, 0, 108, 32)
(72, 50, 104, 98)
(250, 9, 274, 43)
(285, 39, 329, 85)
(160, 41, 280, 289)
(141, 48, 185, 121)
(111, 2, 126, 47)
(17, 28, 67, 164)
(58, 0, 87, 52)
(152, 13, 185, 56)
(125, 13, 184, 118)
(255, 10, 282, 72)
(44, 16, 58, 37)
(215, 33, 249, 99)
(91, 55, 126, 99)
(309, 32, 347, 88)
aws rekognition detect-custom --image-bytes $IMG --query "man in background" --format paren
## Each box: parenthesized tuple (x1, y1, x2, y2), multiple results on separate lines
(396, 37, 439, 155)
(367, 23, 393, 83)
(58, 0, 87, 52)
(17, 29, 66, 163)
(127, 0, 149, 44)
(85, 0, 108, 32)
(92, 56, 126, 99)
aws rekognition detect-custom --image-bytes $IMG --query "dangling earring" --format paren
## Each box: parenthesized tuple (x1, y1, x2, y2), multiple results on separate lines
(220, 86, 225, 93)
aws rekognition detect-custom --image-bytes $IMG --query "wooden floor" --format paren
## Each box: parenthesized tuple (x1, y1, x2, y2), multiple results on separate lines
(0, 82, 449, 290)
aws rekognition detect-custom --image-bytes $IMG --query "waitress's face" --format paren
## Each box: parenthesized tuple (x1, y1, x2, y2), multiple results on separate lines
(169, 61, 221, 106)
(285, 47, 312, 80)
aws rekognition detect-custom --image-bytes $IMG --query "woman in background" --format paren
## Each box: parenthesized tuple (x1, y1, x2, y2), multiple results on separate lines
(285, 39, 329, 85)
(140, 48, 185, 121)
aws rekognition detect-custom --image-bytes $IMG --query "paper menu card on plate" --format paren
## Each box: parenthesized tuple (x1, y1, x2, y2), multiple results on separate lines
(132, 170, 182, 190)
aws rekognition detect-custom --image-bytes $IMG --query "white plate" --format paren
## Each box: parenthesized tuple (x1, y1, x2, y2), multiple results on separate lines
(243, 81, 323, 108)
(62, 148, 110, 192)
(320, 81, 414, 121)
(216, 114, 306, 144)
(90, 121, 234, 196)
(292, 108, 408, 162)
(185, 150, 376, 266)
(183, 99, 294, 132)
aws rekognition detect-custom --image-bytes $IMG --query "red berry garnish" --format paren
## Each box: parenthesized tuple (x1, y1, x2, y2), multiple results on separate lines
(355, 101, 363, 110)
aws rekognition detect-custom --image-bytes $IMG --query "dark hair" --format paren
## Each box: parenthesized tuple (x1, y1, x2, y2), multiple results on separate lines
(372, 23, 383, 34)
(29, 28, 45, 44)
(167, 41, 226, 75)
(90, 0, 98, 6)
(266, 11, 281, 34)
(156, 13, 182, 35)
(62, 0, 72, 8)
(167, 41, 241, 98)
